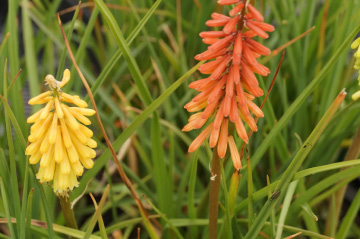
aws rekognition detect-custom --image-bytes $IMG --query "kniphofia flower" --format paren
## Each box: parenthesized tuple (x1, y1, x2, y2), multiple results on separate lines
(26, 69, 97, 194)
(184, 0, 274, 170)
(351, 37, 360, 100)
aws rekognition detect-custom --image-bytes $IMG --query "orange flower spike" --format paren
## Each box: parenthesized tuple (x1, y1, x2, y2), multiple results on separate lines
(185, 1, 274, 162)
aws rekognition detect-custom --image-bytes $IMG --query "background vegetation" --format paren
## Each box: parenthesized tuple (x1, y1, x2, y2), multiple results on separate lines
(1, 0, 360, 238)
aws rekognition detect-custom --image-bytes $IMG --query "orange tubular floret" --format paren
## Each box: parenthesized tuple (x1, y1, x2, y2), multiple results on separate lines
(217, 118, 229, 158)
(206, 18, 230, 27)
(223, 15, 239, 34)
(247, 4, 264, 21)
(229, 3, 244, 17)
(188, 123, 214, 152)
(228, 136, 241, 170)
(209, 35, 234, 52)
(246, 20, 269, 39)
(218, 0, 240, 5)
(200, 31, 227, 38)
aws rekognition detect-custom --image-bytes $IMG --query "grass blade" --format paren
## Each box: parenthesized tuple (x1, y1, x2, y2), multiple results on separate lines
(244, 90, 346, 239)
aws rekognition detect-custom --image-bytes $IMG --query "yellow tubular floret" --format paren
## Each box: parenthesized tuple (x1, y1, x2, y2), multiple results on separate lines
(28, 91, 52, 105)
(59, 69, 70, 88)
(54, 97, 64, 118)
(70, 107, 96, 116)
(27, 108, 44, 123)
(61, 104, 80, 131)
(49, 114, 58, 144)
(54, 126, 63, 163)
(40, 99, 54, 119)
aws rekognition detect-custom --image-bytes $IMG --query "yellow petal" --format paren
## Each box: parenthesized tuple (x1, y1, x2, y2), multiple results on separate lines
(70, 107, 96, 116)
(27, 108, 44, 123)
(86, 138, 97, 148)
(40, 99, 54, 119)
(40, 144, 54, 168)
(67, 146, 79, 163)
(28, 91, 52, 105)
(59, 69, 70, 88)
(59, 117, 73, 148)
(32, 113, 53, 141)
(54, 97, 64, 118)
(61, 149, 71, 174)
(61, 104, 80, 131)
(80, 124, 93, 138)
(48, 113, 58, 144)
(29, 151, 42, 164)
(25, 139, 42, 155)
(61, 93, 88, 108)
(79, 157, 94, 169)
(40, 129, 51, 153)
(68, 108, 91, 125)
(43, 155, 55, 181)
(54, 126, 63, 163)
(71, 161, 84, 176)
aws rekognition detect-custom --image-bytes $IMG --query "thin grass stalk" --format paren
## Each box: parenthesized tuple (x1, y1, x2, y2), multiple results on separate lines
(57, 15, 159, 238)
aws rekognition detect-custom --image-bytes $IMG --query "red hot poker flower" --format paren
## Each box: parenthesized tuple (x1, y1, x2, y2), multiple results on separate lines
(184, 1, 274, 170)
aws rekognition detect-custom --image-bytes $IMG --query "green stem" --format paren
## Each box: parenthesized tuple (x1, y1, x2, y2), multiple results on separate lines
(59, 195, 78, 230)
(209, 148, 221, 239)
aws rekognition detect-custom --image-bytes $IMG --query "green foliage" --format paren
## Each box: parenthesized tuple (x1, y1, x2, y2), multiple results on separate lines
(1, 0, 360, 238)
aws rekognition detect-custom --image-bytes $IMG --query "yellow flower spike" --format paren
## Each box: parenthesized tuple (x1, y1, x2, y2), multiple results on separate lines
(59, 69, 70, 88)
(25, 69, 96, 195)
(40, 99, 54, 119)
(28, 91, 52, 105)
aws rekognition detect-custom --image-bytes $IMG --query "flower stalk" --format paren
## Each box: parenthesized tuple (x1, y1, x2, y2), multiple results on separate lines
(59, 195, 78, 230)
